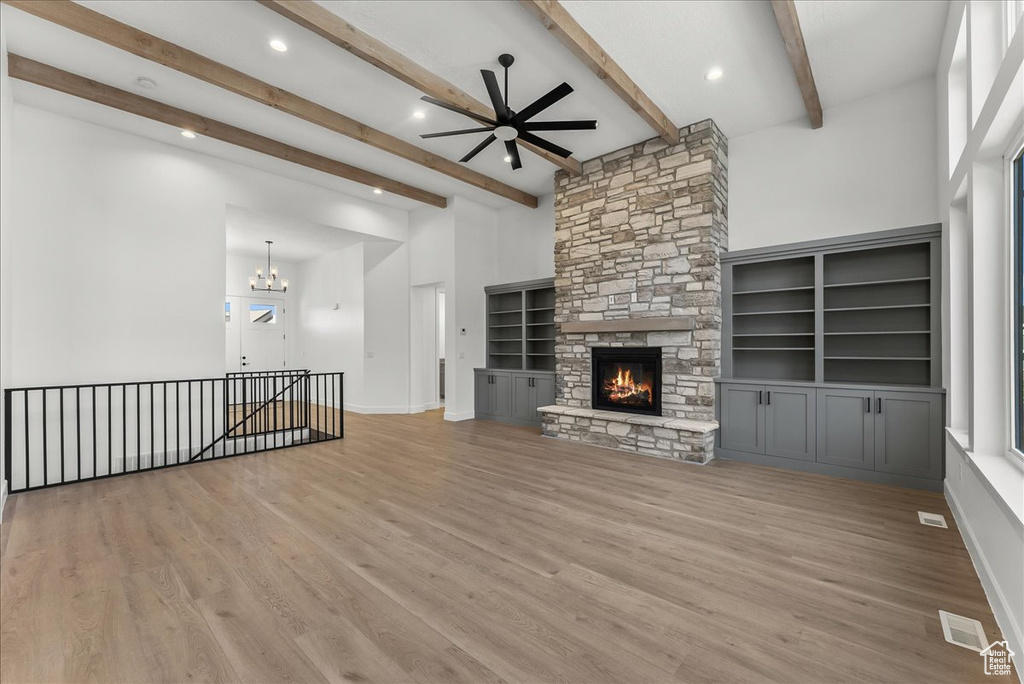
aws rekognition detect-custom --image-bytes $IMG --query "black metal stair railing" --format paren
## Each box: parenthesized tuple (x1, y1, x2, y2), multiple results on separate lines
(2, 370, 344, 493)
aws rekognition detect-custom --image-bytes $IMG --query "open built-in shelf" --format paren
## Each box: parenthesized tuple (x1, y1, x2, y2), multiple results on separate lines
(486, 280, 555, 371)
(729, 256, 816, 381)
(724, 229, 940, 387)
(821, 242, 933, 385)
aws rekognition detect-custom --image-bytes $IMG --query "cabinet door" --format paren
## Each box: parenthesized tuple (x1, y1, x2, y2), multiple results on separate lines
(491, 372, 512, 418)
(532, 375, 555, 412)
(721, 384, 764, 454)
(764, 386, 815, 461)
(874, 391, 942, 479)
(816, 388, 874, 470)
(511, 375, 534, 420)
(474, 372, 493, 416)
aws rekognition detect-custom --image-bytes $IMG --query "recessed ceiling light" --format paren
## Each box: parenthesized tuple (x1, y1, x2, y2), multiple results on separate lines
(373, 188, 383, 195)
(180, 130, 197, 139)
(135, 77, 157, 90)
(269, 39, 288, 52)
(503, 155, 512, 163)
(412, 110, 426, 119)
(705, 67, 724, 81)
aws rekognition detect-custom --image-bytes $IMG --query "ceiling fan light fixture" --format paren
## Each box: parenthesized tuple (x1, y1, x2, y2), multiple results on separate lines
(705, 67, 724, 81)
(494, 125, 518, 141)
(419, 54, 595, 170)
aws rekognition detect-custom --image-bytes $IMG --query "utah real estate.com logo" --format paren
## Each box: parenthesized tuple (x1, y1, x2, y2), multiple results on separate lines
(980, 640, 1014, 677)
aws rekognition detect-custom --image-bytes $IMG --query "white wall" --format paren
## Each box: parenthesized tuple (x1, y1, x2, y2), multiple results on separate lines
(7, 105, 407, 387)
(729, 78, 940, 251)
(409, 197, 525, 420)
(409, 206, 455, 416)
(0, 4, 13, 515)
(449, 197, 499, 420)
(296, 245, 365, 403)
(362, 242, 411, 412)
(496, 193, 556, 282)
(936, 0, 1024, 669)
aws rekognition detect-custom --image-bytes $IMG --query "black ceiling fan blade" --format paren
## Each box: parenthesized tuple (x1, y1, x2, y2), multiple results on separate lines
(420, 95, 497, 126)
(480, 70, 509, 122)
(517, 131, 572, 158)
(460, 134, 497, 163)
(421, 126, 495, 139)
(514, 82, 574, 123)
(504, 140, 522, 170)
(521, 120, 598, 131)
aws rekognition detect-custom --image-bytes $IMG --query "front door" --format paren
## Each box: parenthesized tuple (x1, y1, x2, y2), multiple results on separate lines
(226, 296, 286, 372)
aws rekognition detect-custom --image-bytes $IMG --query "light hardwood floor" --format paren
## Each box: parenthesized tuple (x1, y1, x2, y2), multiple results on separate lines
(0, 410, 1015, 683)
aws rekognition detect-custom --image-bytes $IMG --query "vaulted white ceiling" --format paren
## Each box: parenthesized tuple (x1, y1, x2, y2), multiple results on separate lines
(3, 0, 949, 211)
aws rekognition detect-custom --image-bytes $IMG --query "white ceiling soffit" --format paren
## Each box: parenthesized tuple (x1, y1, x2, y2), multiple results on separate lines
(226, 205, 393, 262)
(4, 1, 949, 212)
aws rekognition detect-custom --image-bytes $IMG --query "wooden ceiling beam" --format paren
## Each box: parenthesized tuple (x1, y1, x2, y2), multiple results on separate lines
(518, 0, 679, 146)
(257, 0, 583, 175)
(8, 55, 449, 208)
(770, 0, 823, 129)
(2, 0, 538, 208)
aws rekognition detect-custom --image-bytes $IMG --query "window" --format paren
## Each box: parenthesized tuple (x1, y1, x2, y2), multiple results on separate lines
(1010, 0, 1024, 46)
(1014, 151, 1023, 450)
(249, 303, 277, 324)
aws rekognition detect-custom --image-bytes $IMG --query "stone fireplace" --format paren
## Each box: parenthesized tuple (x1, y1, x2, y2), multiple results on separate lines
(538, 120, 727, 464)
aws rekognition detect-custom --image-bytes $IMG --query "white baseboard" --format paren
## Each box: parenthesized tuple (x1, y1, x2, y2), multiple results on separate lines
(407, 402, 441, 414)
(444, 409, 474, 422)
(0, 479, 7, 525)
(344, 403, 411, 415)
(946, 482, 1023, 682)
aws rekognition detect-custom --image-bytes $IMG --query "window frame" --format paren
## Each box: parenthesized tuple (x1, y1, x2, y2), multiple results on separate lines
(1013, 149, 1023, 455)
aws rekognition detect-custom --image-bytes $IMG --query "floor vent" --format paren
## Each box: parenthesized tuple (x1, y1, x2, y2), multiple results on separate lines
(939, 611, 987, 651)
(918, 511, 948, 528)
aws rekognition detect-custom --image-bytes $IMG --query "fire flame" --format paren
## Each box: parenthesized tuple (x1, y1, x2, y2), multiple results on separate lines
(604, 366, 652, 404)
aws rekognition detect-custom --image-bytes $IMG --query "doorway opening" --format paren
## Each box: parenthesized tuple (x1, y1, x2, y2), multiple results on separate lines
(437, 289, 446, 407)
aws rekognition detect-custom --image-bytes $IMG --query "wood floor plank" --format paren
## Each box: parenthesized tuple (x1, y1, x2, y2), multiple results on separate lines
(120, 564, 238, 683)
(0, 410, 1015, 683)
(196, 585, 329, 684)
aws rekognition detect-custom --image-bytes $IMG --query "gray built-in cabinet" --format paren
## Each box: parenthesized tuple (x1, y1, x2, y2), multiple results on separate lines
(475, 278, 556, 427)
(716, 225, 946, 490)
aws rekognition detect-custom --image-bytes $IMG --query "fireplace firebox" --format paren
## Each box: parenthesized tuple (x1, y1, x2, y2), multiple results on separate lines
(591, 347, 662, 416)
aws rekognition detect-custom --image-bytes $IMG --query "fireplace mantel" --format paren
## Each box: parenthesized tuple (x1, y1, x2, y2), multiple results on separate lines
(559, 316, 695, 334)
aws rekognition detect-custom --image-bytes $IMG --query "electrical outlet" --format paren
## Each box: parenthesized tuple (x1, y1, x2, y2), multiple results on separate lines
(366, 351, 374, 358)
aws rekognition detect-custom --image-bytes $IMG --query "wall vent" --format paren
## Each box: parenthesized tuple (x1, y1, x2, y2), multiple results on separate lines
(938, 610, 987, 651)
(918, 511, 948, 528)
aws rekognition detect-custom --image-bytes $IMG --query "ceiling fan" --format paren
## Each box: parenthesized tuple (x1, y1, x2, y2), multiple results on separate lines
(419, 53, 597, 170)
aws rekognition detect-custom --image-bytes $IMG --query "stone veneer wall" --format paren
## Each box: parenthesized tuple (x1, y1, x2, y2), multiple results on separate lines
(542, 120, 727, 462)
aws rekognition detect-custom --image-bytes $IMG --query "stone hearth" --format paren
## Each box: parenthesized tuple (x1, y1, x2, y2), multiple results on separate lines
(540, 120, 727, 464)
